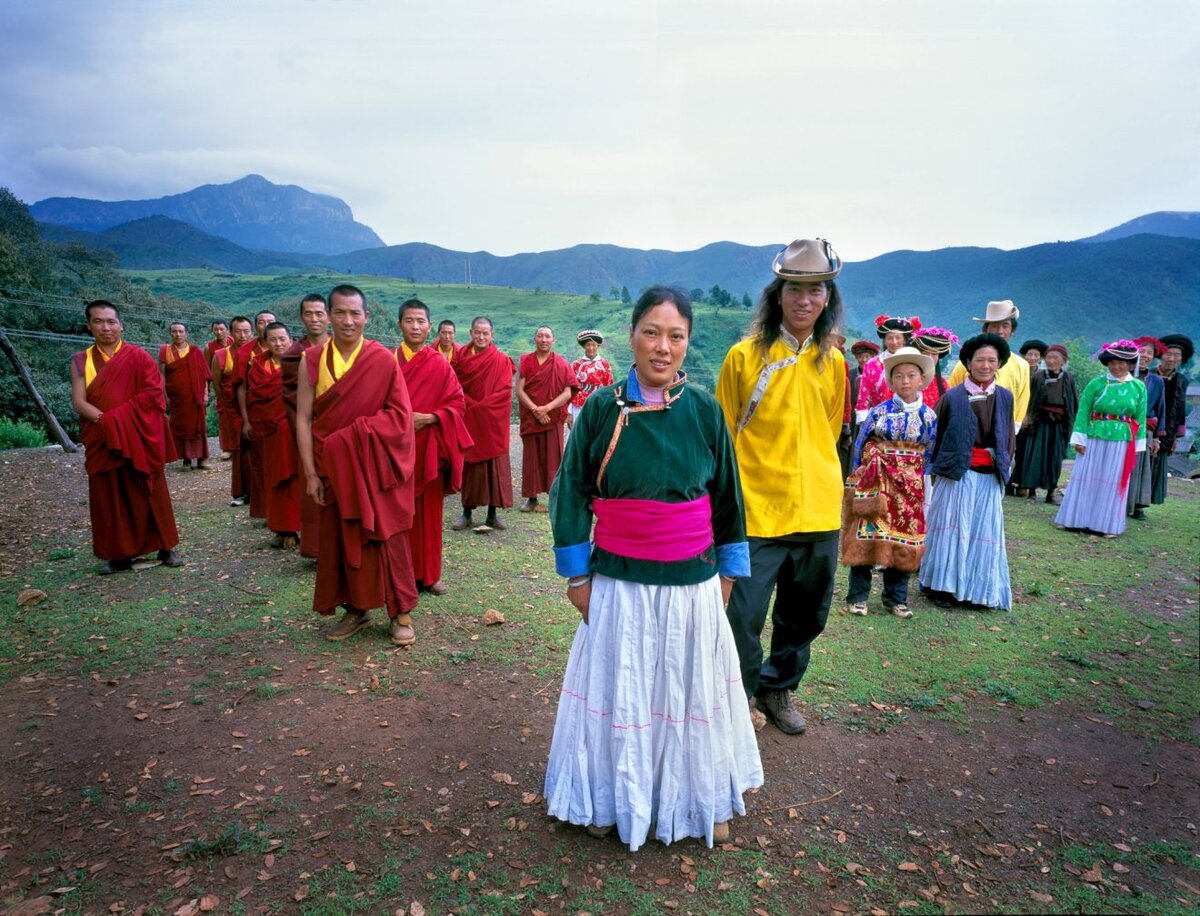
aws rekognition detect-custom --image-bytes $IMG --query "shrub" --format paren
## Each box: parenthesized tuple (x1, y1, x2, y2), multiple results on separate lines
(0, 416, 48, 449)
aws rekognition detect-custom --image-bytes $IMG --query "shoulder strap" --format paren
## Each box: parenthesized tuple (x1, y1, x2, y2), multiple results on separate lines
(737, 353, 799, 433)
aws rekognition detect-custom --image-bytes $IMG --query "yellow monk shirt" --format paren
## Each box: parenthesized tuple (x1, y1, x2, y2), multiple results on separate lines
(946, 355, 1030, 427)
(715, 335, 846, 537)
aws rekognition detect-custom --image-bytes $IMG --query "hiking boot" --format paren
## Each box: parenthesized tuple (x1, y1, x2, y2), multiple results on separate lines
(157, 549, 184, 568)
(847, 601, 868, 616)
(756, 689, 807, 735)
(325, 608, 371, 641)
(389, 618, 416, 647)
(519, 497, 538, 512)
(452, 510, 473, 531)
(98, 559, 133, 576)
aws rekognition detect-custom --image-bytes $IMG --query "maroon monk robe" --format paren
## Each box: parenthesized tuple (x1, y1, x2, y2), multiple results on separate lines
(397, 346, 474, 586)
(517, 350, 577, 497)
(236, 340, 269, 518)
(214, 345, 248, 499)
(205, 337, 229, 359)
(73, 344, 180, 561)
(282, 338, 321, 557)
(246, 355, 300, 536)
(453, 343, 516, 509)
(306, 340, 418, 619)
(160, 343, 211, 461)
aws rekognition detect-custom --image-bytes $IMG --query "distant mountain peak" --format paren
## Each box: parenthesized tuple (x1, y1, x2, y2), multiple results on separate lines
(30, 175, 384, 255)
(1080, 211, 1200, 243)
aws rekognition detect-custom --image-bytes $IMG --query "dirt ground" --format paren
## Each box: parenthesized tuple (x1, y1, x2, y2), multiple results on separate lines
(1, 443, 1197, 915)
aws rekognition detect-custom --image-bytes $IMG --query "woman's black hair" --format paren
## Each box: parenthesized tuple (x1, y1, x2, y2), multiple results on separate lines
(631, 286, 693, 332)
(750, 278, 843, 369)
(958, 332, 1012, 368)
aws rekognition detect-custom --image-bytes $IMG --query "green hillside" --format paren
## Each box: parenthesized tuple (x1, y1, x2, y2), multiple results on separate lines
(124, 269, 759, 390)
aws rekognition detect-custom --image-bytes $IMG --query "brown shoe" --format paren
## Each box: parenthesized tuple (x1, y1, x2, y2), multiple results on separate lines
(325, 609, 371, 641)
(389, 618, 415, 647)
(712, 821, 731, 844)
(585, 824, 615, 839)
(747, 698, 766, 732)
(757, 689, 807, 735)
(426, 580, 447, 596)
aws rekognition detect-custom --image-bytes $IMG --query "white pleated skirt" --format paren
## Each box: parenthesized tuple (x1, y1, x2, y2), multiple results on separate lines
(1055, 437, 1129, 535)
(918, 472, 1012, 610)
(544, 573, 764, 851)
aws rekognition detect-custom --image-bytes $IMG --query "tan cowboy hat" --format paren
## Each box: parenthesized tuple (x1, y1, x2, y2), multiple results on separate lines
(880, 346, 935, 388)
(972, 299, 1020, 324)
(772, 238, 841, 282)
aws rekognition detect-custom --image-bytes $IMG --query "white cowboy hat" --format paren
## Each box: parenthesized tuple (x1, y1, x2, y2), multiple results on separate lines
(880, 346, 935, 388)
(972, 299, 1020, 324)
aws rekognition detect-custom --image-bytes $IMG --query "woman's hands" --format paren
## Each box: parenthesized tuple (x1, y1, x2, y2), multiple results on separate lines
(567, 579, 592, 623)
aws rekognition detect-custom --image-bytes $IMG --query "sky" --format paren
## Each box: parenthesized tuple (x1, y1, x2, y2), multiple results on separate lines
(1, 0, 1197, 261)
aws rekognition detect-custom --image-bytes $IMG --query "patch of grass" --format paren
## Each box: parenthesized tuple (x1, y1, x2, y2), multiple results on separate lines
(255, 683, 293, 699)
(48, 547, 76, 561)
(182, 822, 273, 861)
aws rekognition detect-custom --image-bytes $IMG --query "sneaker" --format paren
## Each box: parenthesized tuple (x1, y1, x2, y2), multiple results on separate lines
(452, 511, 473, 531)
(889, 603, 913, 619)
(388, 618, 415, 647)
(325, 609, 371, 641)
(848, 602, 868, 616)
(230, 496, 248, 507)
(756, 689, 807, 735)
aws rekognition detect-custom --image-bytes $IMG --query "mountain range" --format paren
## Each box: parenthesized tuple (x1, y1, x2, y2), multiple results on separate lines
(29, 175, 1200, 344)
(31, 174, 382, 255)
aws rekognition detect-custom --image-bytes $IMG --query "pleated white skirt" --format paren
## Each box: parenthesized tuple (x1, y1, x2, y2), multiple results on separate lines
(918, 472, 1012, 610)
(544, 573, 764, 851)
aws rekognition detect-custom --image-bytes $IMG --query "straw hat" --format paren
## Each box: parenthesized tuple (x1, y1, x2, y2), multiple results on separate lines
(771, 239, 841, 282)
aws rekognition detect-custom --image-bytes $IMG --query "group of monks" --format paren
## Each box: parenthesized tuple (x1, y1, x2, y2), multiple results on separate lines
(71, 287, 588, 648)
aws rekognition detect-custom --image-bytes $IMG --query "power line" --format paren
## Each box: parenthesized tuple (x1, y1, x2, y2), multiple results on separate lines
(0, 327, 160, 351)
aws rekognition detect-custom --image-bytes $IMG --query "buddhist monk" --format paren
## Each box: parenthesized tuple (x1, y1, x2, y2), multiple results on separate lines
(245, 322, 301, 548)
(70, 300, 183, 574)
(236, 309, 276, 519)
(516, 325, 576, 511)
(212, 316, 253, 501)
(205, 319, 230, 359)
(159, 322, 212, 470)
(394, 299, 473, 595)
(296, 285, 419, 646)
(436, 320, 457, 362)
(453, 316, 516, 531)
(281, 294, 330, 558)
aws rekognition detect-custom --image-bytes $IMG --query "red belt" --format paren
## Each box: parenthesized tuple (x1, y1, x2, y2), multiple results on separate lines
(970, 447, 994, 470)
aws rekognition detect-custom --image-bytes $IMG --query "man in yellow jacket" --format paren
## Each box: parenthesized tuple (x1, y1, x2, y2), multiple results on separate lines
(716, 239, 847, 736)
(945, 299, 1030, 427)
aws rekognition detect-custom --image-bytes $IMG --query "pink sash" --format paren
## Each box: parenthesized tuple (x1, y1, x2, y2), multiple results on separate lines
(592, 493, 713, 562)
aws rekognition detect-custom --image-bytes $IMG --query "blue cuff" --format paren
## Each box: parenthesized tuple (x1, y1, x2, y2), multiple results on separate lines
(554, 542, 592, 578)
(716, 541, 750, 578)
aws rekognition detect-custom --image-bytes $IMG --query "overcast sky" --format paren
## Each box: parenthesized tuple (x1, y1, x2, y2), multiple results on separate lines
(1, 0, 1197, 260)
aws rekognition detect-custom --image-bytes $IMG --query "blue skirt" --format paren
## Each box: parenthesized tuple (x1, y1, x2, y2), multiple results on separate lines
(1055, 438, 1129, 536)
(918, 472, 1012, 610)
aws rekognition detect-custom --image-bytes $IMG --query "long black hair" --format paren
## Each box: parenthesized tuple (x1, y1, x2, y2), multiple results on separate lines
(750, 278, 843, 370)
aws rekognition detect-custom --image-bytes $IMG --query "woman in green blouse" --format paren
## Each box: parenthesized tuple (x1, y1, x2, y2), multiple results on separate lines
(1054, 340, 1148, 537)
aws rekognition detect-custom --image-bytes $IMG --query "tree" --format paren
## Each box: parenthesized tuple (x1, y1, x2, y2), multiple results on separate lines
(689, 288, 705, 303)
(589, 291, 602, 303)
(621, 286, 631, 305)
(609, 286, 620, 300)
(742, 292, 753, 309)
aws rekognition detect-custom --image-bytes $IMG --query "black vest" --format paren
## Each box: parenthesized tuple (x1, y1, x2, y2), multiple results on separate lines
(929, 384, 1014, 485)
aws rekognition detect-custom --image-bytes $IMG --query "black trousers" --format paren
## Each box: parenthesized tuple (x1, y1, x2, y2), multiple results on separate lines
(725, 534, 838, 698)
